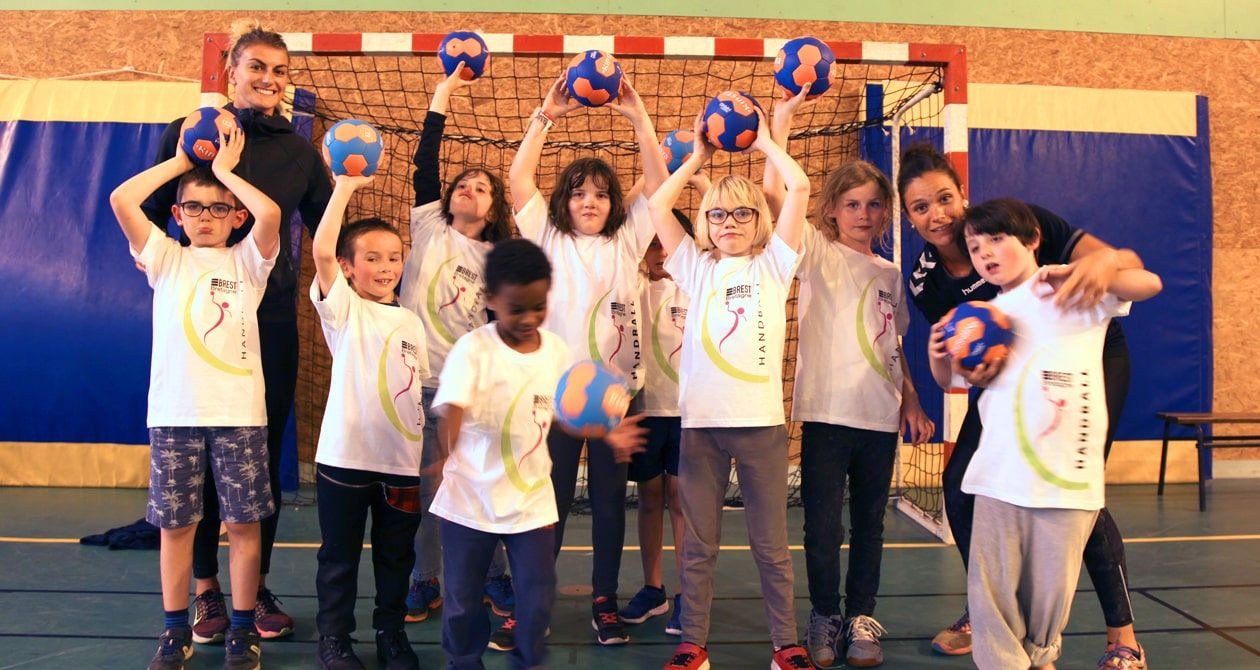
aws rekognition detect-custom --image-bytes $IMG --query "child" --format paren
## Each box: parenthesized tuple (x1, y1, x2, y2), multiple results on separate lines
(647, 110, 813, 670)
(927, 199, 1161, 670)
(429, 238, 646, 670)
(310, 175, 429, 670)
(507, 74, 668, 645)
(110, 128, 279, 670)
(397, 62, 516, 626)
(618, 213, 694, 634)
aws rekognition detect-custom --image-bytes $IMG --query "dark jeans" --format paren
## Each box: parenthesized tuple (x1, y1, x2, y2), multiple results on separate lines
(193, 320, 297, 579)
(945, 354, 1134, 627)
(315, 464, 422, 635)
(441, 520, 556, 670)
(800, 422, 898, 618)
(548, 430, 627, 598)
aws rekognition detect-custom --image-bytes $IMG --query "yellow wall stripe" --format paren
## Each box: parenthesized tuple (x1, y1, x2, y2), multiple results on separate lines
(0, 80, 200, 124)
(0, 442, 149, 488)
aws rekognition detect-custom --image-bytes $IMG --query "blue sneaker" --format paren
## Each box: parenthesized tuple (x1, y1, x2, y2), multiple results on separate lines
(404, 578, 442, 623)
(665, 594, 682, 636)
(618, 585, 669, 624)
(483, 574, 515, 617)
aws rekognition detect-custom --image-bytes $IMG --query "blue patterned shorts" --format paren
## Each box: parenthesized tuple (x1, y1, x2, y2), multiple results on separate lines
(146, 426, 274, 529)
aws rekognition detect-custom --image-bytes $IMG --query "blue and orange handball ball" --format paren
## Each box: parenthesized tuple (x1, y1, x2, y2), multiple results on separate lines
(554, 361, 631, 438)
(322, 119, 384, 177)
(773, 36, 835, 98)
(660, 130, 695, 174)
(942, 302, 1014, 369)
(702, 91, 763, 152)
(179, 107, 239, 166)
(565, 50, 622, 107)
(438, 31, 490, 80)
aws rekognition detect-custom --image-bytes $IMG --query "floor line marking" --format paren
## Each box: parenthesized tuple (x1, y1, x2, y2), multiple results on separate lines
(1136, 589, 1260, 657)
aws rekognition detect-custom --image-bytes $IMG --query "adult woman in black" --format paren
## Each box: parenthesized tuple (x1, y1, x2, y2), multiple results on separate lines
(141, 20, 333, 643)
(899, 144, 1146, 670)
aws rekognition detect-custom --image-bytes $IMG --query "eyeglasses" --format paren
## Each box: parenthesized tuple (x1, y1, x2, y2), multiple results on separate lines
(176, 201, 238, 219)
(705, 207, 758, 225)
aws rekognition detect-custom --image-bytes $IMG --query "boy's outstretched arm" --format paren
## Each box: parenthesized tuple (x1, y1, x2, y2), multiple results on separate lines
(211, 128, 281, 260)
(415, 63, 476, 207)
(109, 150, 195, 253)
(609, 78, 668, 197)
(312, 175, 374, 296)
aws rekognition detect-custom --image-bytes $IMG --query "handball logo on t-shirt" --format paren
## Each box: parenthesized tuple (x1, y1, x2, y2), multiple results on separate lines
(379, 330, 423, 441)
(427, 256, 484, 344)
(501, 380, 552, 494)
(700, 276, 770, 383)
(184, 271, 251, 377)
(518, 394, 554, 469)
(1014, 352, 1090, 491)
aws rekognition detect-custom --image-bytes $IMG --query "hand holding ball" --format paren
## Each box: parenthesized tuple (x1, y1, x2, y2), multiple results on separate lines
(773, 36, 835, 99)
(554, 361, 631, 438)
(179, 107, 240, 166)
(322, 119, 384, 177)
(565, 50, 623, 107)
(942, 302, 1013, 369)
(702, 91, 763, 152)
(438, 31, 490, 80)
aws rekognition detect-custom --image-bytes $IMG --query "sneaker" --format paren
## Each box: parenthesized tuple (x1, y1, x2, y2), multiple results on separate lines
(148, 627, 193, 670)
(930, 609, 972, 656)
(843, 614, 886, 667)
(805, 610, 844, 669)
(619, 585, 669, 624)
(254, 587, 294, 639)
(376, 628, 420, 670)
(317, 634, 365, 670)
(223, 627, 262, 670)
(664, 642, 710, 670)
(405, 577, 442, 623)
(483, 574, 515, 617)
(488, 617, 516, 652)
(665, 594, 683, 636)
(192, 588, 229, 644)
(592, 596, 630, 645)
(771, 644, 813, 669)
(1098, 642, 1147, 669)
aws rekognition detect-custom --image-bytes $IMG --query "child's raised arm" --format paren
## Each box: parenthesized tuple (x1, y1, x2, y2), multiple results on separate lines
(752, 108, 810, 251)
(109, 150, 195, 253)
(647, 114, 713, 254)
(211, 127, 281, 260)
(312, 175, 374, 296)
(608, 78, 668, 198)
(761, 84, 811, 219)
(508, 76, 581, 212)
(414, 63, 475, 207)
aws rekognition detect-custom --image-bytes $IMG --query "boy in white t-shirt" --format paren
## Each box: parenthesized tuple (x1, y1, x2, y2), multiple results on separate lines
(927, 199, 1161, 670)
(110, 129, 280, 670)
(429, 238, 646, 670)
(310, 176, 429, 670)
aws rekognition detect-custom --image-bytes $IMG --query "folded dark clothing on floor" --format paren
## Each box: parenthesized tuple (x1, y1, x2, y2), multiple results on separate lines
(79, 518, 160, 550)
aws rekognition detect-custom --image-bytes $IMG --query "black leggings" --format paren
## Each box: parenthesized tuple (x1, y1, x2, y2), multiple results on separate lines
(944, 354, 1134, 628)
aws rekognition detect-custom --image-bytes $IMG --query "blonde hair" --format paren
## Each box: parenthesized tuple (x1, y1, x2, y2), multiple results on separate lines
(226, 19, 288, 68)
(815, 160, 894, 249)
(694, 175, 774, 254)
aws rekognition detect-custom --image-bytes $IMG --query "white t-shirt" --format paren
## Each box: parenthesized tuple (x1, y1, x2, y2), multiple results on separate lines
(962, 274, 1130, 511)
(640, 275, 689, 417)
(515, 191, 653, 392)
(430, 324, 573, 533)
(311, 274, 430, 477)
(399, 201, 491, 388)
(792, 224, 908, 432)
(664, 234, 802, 428)
(138, 228, 274, 427)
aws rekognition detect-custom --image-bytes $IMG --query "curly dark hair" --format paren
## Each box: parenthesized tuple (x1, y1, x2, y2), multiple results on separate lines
(441, 168, 514, 242)
(547, 157, 626, 238)
(485, 239, 552, 295)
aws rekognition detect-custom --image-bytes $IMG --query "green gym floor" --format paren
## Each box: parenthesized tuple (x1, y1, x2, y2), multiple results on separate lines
(2, 480, 1258, 669)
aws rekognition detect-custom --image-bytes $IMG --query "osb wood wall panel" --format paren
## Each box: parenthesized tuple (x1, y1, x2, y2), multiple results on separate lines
(4, 11, 1256, 456)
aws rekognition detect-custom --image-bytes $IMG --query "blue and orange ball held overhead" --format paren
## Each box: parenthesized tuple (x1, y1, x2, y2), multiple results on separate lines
(554, 361, 632, 438)
(661, 129, 695, 174)
(321, 119, 384, 177)
(438, 31, 490, 80)
(179, 107, 240, 166)
(773, 36, 835, 99)
(565, 50, 623, 107)
(942, 301, 1014, 369)
(702, 91, 763, 152)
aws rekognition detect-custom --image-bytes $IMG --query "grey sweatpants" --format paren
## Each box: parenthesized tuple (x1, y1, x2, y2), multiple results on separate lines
(677, 425, 797, 648)
(968, 495, 1099, 669)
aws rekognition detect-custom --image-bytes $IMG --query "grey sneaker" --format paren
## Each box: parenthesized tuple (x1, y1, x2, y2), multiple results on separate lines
(805, 610, 843, 669)
(1097, 643, 1147, 669)
(844, 614, 886, 668)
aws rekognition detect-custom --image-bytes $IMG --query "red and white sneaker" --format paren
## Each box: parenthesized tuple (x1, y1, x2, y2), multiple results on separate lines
(772, 644, 814, 669)
(664, 642, 710, 670)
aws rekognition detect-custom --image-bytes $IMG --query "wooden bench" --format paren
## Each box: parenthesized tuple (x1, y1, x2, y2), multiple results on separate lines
(1157, 412, 1260, 510)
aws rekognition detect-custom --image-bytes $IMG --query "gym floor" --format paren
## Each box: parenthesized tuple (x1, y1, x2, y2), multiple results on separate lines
(1, 480, 1257, 668)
